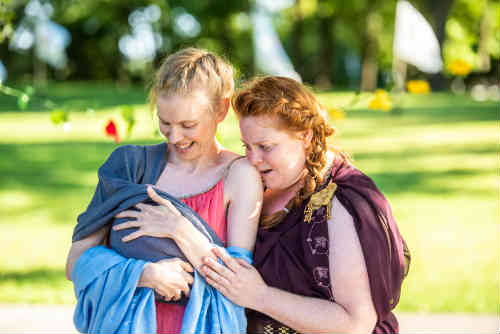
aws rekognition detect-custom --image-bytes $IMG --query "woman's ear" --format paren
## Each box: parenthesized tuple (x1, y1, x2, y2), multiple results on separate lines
(216, 97, 230, 122)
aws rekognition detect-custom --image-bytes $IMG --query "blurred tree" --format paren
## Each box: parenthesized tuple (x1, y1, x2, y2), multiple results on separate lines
(1, 0, 497, 91)
(0, 0, 15, 43)
(0, 0, 252, 83)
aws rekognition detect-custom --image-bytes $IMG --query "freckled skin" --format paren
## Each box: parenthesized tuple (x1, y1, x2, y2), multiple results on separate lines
(239, 114, 308, 192)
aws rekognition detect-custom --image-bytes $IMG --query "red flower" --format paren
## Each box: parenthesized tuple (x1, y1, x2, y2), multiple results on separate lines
(105, 119, 120, 142)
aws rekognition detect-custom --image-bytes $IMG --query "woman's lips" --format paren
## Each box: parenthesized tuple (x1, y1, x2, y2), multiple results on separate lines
(175, 142, 194, 153)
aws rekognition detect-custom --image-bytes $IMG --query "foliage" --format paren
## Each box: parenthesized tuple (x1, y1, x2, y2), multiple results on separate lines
(0, 0, 498, 90)
(443, 0, 499, 72)
(0, 0, 15, 42)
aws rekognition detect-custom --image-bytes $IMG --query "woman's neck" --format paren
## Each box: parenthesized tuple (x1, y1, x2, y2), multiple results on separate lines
(262, 175, 304, 215)
(167, 140, 223, 174)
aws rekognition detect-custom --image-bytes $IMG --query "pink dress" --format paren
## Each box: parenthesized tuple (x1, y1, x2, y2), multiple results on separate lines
(155, 178, 227, 334)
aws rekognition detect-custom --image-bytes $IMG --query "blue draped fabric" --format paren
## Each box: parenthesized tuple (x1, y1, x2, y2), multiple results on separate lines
(181, 246, 252, 334)
(71, 144, 251, 333)
(72, 246, 156, 334)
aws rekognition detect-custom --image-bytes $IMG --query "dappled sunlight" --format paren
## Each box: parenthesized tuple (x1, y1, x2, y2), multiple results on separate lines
(0, 87, 498, 313)
(0, 191, 33, 211)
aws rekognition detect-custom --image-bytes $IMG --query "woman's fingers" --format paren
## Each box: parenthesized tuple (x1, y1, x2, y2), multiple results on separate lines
(122, 230, 144, 242)
(178, 260, 194, 273)
(147, 186, 181, 216)
(181, 270, 194, 285)
(113, 220, 141, 231)
(172, 289, 182, 301)
(205, 276, 229, 296)
(211, 247, 240, 273)
(134, 202, 148, 211)
(235, 258, 253, 269)
(114, 210, 140, 219)
(203, 263, 232, 287)
(203, 257, 236, 282)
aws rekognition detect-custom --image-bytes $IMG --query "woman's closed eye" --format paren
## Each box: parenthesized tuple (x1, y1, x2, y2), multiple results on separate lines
(182, 122, 197, 129)
(259, 144, 274, 152)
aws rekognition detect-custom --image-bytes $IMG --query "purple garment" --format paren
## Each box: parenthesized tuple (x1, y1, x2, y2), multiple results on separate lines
(248, 160, 409, 333)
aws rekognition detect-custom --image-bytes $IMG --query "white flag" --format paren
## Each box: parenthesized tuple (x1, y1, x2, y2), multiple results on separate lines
(252, 6, 301, 81)
(393, 0, 442, 73)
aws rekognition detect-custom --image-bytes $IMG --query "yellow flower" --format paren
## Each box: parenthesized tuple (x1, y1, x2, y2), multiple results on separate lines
(447, 59, 472, 76)
(407, 80, 430, 94)
(368, 89, 392, 111)
(328, 107, 345, 120)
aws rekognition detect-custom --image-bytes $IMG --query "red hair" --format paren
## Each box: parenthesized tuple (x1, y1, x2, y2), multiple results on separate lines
(233, 76, 340, 228)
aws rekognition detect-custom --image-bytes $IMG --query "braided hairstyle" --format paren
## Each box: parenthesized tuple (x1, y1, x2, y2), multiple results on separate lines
(149, 47, 234, 113)
(233, 76, 340, 228)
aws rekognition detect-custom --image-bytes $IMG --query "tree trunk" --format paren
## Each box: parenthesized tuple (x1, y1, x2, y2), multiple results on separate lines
(316, 7, 335, 89)
(291, 0, 304, 76)
(427, 0, 455, 90)
(360, 12, 379, 91)
(477, 0, 491, 72)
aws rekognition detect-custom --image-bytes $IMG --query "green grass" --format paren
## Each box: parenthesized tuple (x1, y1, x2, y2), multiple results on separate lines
(0, 83, 498, 314)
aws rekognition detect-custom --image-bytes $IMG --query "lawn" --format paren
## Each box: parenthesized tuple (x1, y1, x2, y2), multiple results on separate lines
(0, 82, 498, 314)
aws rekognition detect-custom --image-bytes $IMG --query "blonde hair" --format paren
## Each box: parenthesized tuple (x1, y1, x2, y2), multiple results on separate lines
(149, 47, 234, 112)
(233, 76, 341, 228)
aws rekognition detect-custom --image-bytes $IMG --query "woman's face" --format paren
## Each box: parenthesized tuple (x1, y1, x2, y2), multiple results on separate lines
(157, 90, 223, 161)
(239, 114, 309, 191)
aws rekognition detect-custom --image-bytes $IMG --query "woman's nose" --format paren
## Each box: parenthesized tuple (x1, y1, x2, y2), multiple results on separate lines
(167, 126, 182, 143)
(246, 150, 263, 167)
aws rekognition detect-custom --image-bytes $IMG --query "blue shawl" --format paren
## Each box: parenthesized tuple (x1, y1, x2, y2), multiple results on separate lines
(72, 143, 250, 333)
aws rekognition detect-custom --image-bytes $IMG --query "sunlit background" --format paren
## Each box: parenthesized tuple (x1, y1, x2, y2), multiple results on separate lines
(0, 0, 498, 331)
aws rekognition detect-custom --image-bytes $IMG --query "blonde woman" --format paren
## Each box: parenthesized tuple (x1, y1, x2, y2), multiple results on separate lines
(66, 48, 262, 333)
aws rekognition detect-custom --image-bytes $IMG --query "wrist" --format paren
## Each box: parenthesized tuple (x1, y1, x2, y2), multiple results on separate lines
(138, 262, 155, 288)
(249, 283, 270, 311)
(171, 217, 194, 241)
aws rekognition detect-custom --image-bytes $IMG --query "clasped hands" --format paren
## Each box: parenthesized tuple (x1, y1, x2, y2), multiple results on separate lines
(113, 186, 267, 308)
(114, 186, 194, 301)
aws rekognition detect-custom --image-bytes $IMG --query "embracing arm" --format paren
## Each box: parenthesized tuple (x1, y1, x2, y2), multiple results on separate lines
(253, 197, 376, 333)
(204, 196, 377, 333)
(223, 158, 262, 251)
(65, 225, 109, 281)
(173, 158, 262, 267)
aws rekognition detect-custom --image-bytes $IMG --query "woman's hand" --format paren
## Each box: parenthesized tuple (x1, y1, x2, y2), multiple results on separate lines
(201, 247, 268, 309)
(113, 186, 189, 242)
(139, 258, 194, 301)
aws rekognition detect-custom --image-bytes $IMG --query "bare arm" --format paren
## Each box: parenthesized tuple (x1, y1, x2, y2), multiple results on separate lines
(171, 158, 262, 266)
(202, 196, 377, 333)
(65, 225, 109, 281)
(222, 158, 262, 251)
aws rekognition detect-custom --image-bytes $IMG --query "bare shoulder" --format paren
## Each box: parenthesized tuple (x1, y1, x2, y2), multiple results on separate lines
(330, 196, 354, 228)
(328, 196, 361, 250)
(225, 157, 261, 187)
(224, 157, 262, 201)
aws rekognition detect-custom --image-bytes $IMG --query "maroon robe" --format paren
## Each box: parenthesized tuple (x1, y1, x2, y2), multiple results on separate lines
(247, 160, 410, 333)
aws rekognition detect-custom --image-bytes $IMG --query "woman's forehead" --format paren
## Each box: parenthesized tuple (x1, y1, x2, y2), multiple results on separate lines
(239, 115, 294, 142)
(157, 92, 212, 120)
